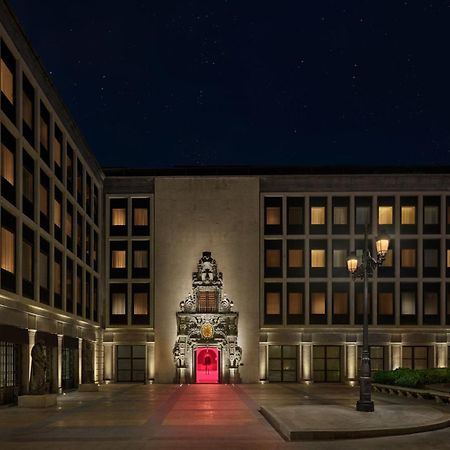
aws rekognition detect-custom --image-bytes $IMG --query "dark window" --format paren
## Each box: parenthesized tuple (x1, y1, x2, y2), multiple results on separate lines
(1, 125, 16, 205)
(39, 102, 50, 164)
(116, 345, 145, 382)
(357, 346, 386, 374)
(22, 224, 34, 298)
(76, 213, 83, 259)
(93, 277, 98, 322)
(310, 283, 327, 324)
(53, 125, 63, 180)
(22, 74, 34, 145)
(332, 283, 349, 324)
(54, 250, 62, 309)
(400, 240, 417, 277)
(54, 188, 62, 242)
(378, 283, 395, 325)
(39, 171, 49, 232)
(402, 346, 430, 369)
(85, 174, 92, 216)
(0, 40, 16, 122)
(93, 185, 99, 225)
(332, 197, 349, 234)
(332, 240, 349, 277)
(66, 145, 74, 193)
(313, 346, 341, 382)
(400, 284, 417, 325)
(423, 283, 440, 325)
(39, 238, 49, 304)
(76, 160, 83, 206)
(22, 150, 34, 220)
(85, 272, 91, 320)
(423, 197, 440, 234)
(66, 259, 73, 314)
(1, 209, 16, 292)
(268, 345, 297, 382)
(355, 197, 372, 235)
(286, 197, 304, 235)
(355, 282, 372, 325)
(423, 240, 440, 278)
(76, 266, 82, 316)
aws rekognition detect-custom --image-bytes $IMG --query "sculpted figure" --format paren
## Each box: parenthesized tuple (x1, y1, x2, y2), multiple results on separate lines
(82, 341, 94, 384)
(29, 342, 48, 394)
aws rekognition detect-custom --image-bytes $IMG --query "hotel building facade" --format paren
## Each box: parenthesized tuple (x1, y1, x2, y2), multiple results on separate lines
(1, 0, 450, 403)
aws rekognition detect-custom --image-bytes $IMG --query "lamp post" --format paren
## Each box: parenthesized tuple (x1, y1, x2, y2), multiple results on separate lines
(346, 224, 389, 412)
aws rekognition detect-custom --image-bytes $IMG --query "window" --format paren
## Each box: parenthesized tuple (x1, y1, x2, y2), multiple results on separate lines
(447, 249, 450, 268)
(1, 144, 14, 186)
(198, 290, 217, 313)
(53, 133, 62, 167)
(333, 207, 347, 225)
(39, 109, 49, 150)
(401, 206, 415, 225)
(66, 208, 73, 238)
(1, 227, 14, 273)
(23, 167, 33, 201)
(313, 346, 341, 382)
(424, 206, 439, 225)
(39, 184, 48, 216)
(23, 89, 33, 129)
(54, 259, 62, 295)
(268, 345, 297, 382)
(378, 206, 393, 225)
(39, 251, 48, 289)
(112, 208, 126, 226)
(401, 249, 416, 267)
(288, 206, 302, 225)
(311, 207, 325, 225)
(311, 249, 325, 268)
(378, 292, 393, 315)
(22, 240, 32, 282)
(384, 249, 394, 267)
(424, 291, 439, 316)
(266, 292, 280, 315)
(424, 248, 439, 267)
(133, 250, 148, 268)
(133, 292, 148, 315)
(402, 346, 429, 370)
(112, 250, 126, 268)
(266, 249, 281, 268)
(266, 207, 280, 225)
(288, 292, 303, 315)
(333, 292, 348, 315)
(311, 292, 326, 315)
(288, 248, 302, 268)
(0, 56, 13, 103)
(54, 198, 62, 228)
(111, 293, 126, 315)
(401, 292, 416, 315)
(134, 208, 148, 226)
(356, 206, 370, 225)
(333, 249, 347, 268)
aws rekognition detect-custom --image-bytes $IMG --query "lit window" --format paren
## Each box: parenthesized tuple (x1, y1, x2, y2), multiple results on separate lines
(53, 137, 62, 167)
(288, 249, 303, 268)
(311, 249, 325, 268)
(0, 58, 13, 103)
(133, 250, 148, 268)
(1, 145, 14, 186)
(311, 292, 325, 314)
(447, 249, 450, 268)
(112, 250, 126, 268)
(111, 293, 126, 315)
(424, 292, 438, 315)
(378, 293, 393, 315)
(266, 249, 281, 268)
(112, 208, 126, 226)
(1, 227, 14, 273)
(133, 293, 148, 315)
(384, 249, 394, 267)
(54, 199, 61, 228)
(333, 292, 348, 314)
(39, 185, 48, 215)
(288, 206, 302, 225)
(401, 249, 416, 268)
(333, 249, 347, 267)
(266, 292, 280, 315)
(424, 206, 439, 225)
(311, 207, 325, 225)
(333, 207, 347, 225)
(134, 208, 148, 226)
(23, 93, 33, 128)
(288, 292, 303, 314)
(401, 206, 415, 225)
(66, 212, 72, 237)
(378, 206, 393, 225)
(266, 207, 280, 225)
(401, 292, 416, 315)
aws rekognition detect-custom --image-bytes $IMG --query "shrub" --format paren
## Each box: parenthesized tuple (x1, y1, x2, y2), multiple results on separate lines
(373, 367, 450, 388)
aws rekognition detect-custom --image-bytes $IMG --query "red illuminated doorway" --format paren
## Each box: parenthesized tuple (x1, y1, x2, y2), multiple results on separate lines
(196, 347, 219, 383)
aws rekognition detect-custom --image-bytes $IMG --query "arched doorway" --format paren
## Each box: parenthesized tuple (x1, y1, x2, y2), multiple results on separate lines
(195, 347, 219, 383)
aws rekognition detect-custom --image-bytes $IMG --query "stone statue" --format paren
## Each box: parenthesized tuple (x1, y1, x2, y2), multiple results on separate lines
(29, 341, 48, 394)
(173, 342, 185, 368)
(230, 346, 242, 368)
(82, 341, 94, 384)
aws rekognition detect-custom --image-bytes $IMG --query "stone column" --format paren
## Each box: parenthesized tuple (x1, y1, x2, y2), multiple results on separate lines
(103, 343, 113, 382)
(301, 343, 313, 383)
(27, 329, 36, 392)
(345, 343, 357, 385)
(391, 343, 402, 370)
(57, 334, 63, 393)
(435, 343, 447, 368)
(146, 342, 155, 382)
(259, 344, 268, 381)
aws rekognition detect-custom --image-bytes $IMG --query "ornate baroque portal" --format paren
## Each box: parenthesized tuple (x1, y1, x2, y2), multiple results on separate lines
(173, 252, 241, 383)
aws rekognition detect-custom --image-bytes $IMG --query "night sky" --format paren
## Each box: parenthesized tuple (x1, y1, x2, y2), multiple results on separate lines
(8, 1, 450, 168)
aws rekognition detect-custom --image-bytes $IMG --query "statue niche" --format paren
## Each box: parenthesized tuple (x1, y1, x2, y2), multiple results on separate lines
(29, 341, 49, 395)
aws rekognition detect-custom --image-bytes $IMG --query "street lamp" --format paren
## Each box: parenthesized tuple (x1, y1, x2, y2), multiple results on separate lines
(346, 225, 389, 412)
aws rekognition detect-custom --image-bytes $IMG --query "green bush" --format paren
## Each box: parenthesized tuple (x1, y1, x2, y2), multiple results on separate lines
(373, 368, 450, 388)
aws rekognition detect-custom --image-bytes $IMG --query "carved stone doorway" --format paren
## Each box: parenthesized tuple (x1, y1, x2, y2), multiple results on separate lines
(173, 252, 242, 384)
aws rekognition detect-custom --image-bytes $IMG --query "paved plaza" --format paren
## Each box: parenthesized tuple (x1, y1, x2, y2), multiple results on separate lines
(1, 383, 450, 449)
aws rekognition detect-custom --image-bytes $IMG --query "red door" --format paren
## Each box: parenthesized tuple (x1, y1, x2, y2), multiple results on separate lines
(196, 347, 219, 383)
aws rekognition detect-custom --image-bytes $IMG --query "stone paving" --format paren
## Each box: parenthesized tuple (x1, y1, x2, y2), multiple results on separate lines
(0, 383, 450, 449)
